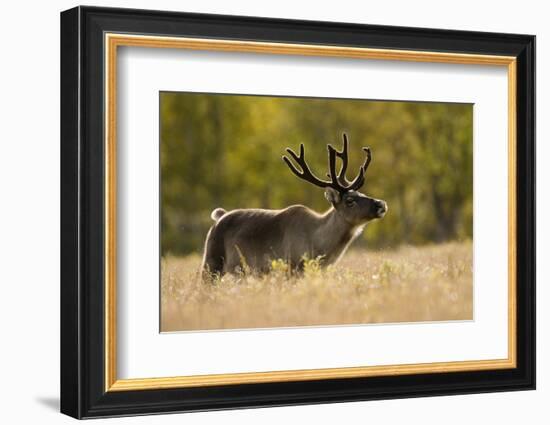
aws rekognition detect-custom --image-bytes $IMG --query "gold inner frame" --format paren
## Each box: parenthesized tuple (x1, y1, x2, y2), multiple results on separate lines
(104, 33, 517, 392)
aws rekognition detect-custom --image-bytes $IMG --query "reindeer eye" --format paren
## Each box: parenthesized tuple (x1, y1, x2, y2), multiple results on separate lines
(345, 198, 356, 207)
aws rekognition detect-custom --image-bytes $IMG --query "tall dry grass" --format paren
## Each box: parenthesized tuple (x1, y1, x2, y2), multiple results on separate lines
(161, 241, 472, 332)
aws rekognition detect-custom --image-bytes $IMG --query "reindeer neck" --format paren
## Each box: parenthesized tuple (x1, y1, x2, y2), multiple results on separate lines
(312, 207, 360, 263)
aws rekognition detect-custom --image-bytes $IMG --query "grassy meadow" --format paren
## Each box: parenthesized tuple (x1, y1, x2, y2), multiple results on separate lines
(161, 241, 472, 332)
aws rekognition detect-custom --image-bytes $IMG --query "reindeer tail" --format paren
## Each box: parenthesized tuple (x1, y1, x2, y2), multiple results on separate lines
(210, 208, 227, 222)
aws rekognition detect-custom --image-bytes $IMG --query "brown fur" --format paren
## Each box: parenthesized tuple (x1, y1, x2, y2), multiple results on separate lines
(201, 190, 387, 279)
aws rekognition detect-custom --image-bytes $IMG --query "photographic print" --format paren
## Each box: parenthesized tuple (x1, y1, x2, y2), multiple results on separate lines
(61, 8, 535, 417)
(160, 92, 473, 332)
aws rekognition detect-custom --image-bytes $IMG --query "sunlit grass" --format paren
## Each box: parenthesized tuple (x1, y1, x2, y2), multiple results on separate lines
(161, 241, 472, 332)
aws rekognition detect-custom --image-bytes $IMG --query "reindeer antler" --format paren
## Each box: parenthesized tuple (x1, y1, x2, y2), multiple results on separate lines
(282, 143, 331, 189)
(328, 133, 349, 184)
(283, 133, 371, 193)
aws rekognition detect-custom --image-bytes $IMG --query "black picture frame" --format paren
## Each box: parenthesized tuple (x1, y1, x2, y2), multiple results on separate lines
(60, 5, 535, 419)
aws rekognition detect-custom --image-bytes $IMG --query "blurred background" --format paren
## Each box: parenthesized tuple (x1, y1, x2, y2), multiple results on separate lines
(160, 92, 472, 256)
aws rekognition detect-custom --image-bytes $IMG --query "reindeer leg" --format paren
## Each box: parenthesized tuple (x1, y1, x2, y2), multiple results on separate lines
(201, 227, 225, 282)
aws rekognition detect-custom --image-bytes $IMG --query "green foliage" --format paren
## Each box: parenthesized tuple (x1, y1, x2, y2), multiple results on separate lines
(270, 259, 290, 274)
(160, 92, 473, 255)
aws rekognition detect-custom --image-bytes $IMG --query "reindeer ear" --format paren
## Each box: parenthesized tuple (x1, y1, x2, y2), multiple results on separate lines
(324, 187, 341, 204)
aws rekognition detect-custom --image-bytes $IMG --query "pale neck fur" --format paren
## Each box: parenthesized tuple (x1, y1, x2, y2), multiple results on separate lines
(312, 207, 363, 264)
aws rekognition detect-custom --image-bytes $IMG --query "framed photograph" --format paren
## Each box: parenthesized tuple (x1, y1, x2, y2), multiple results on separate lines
(60, 6, 535, 419)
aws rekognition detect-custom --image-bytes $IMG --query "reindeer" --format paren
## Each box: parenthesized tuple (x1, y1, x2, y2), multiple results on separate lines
(201, 134, 387, 279)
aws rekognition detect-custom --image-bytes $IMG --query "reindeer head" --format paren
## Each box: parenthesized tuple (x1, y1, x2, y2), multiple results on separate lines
(283, 134, 387, 226)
